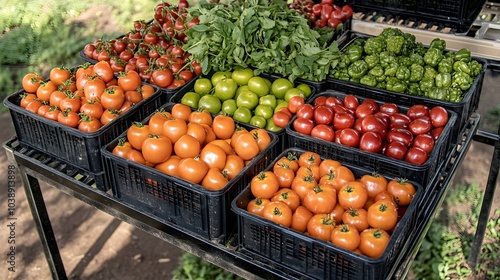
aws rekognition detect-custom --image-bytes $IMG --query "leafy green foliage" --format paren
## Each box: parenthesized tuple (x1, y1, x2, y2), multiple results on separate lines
(183, 0, 340, 82)
(411, 184, 500, 279)
(172, 253, 244, 280)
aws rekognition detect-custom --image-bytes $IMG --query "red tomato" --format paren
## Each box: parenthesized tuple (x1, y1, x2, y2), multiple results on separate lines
(288, 96, 306, 114)
(405, 147, 428, 165)
(361, 115, 388, 137)
(413, 134, 435, 154)
(333, 112, 355, 130)
(386, 128, 414, 147)
(379, 103, 399, 115)
(311, 124, 335, 142)
(389, 113, 412, 129)
(338, 128, 360, 147)
(359, 132, 383, 153)
(273, 111, 291, 128)
(343, 94, 359, 110)
(293, 118, 315, 135)
(429, 106, 449, 127)
(314, 105, 334, 125)
(296, 104, 315, 120)
(409, 117, 432, 135)
(384, 141, 408, 160)
(406, 104, 430, 120)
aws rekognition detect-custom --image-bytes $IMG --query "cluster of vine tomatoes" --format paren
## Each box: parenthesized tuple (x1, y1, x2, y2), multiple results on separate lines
(19, 62, 155, 132)
(287, 94, 450, 165)
(113, 103, 272, 191)
(81, 0, 201, 90)
(247, 150, 416, 258)
(288, 0, 354, 29)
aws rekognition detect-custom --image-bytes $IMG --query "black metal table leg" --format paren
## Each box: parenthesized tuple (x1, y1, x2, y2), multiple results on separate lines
(468, 127, 500, 271)
(19, 166, 68, 280)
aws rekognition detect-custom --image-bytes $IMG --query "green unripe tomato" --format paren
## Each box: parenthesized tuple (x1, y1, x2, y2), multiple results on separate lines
(236, 90, 259, 110)
(265, 118, 283, 132)
(198, 94, 221, 114)
(235, 85, 250, 101)
(211, 71, 232, 86)
(274, 100, 289, 113)
(221, 99, 237, 116)
(232, 107, 252, 124)
(259, 94, 277, 109)
(254, 104, 274, 119)
(214, 78, 238, 101)
(194, 78, 213, 96)
(247, 76, 270, 97)
(180, 91, 200, 108)
(271, 78, 294, 99)
(250, 115, 267, 128)
(231, 68, 254, 86)
(284, 88, 305, 102)
(296, 84, 312, 98)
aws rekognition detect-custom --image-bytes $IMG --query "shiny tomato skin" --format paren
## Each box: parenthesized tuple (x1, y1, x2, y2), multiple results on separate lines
(271, 188, 301, 212)
(413, 134, 435, 154)
(386, 128, 414, 147)
(359, 228, 390, 258)
(359, 132, 383, 153)
(343, 94, 359, 110)
(314, 96, 327, 107)
(407, 104, 430, 120)
(361, 115, 388, 137)
(409, 117, 432, 135)
(429, 106, 449, 127)
(311, 124, 335, 142)
(430, 127, 444, 140)
(314, 105, 334, 125)
(251, 171, 280, 199)
(379, 103, 399, 115)
(178, 157, 209, 184)
(342, 208, 369, 233)
(338, 181, 368, 210)
(384, 140, 408, 160)
(405, 146, 428, 165)
(333, 112, 355, 130)
(262, 201, 293, 227)
(331, 224, 360, 252)
(307, 214, 336, 241)
(387, 178, 416, 206)
(291, 205, 314, 233)
(295, 104, 315, 120)
(247, 198, 271, 217)
(367, 199, 398, 231)
(293, 118, 315, 135)
(389, 113, 412, 129)
(338, 128, 360, 147)
(324, 96, 343, 107)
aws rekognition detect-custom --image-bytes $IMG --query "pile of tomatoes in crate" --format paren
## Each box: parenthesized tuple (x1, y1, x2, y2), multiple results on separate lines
(19, 62, 155, 132)
(112, 103, 273, 190)
(288, 0, 354, 29)
(286, 93, 450, 165)
(247, 150, 416, 258)
(81, 0, 201, 89)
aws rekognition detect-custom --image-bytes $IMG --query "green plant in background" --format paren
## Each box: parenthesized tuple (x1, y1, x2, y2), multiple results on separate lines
(411, 183, 500, 279)
(172, 253, 244, 280)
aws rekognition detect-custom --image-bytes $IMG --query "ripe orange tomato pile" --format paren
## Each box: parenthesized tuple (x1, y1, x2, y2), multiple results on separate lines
(20, 62, 155, 133)
(81, 0, 201, 90)
(247, 150, 417, 258)
(113, 103, 273, 191)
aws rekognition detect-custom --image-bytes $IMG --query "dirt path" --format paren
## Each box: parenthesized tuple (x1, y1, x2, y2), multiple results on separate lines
(0, 70, 498, 279)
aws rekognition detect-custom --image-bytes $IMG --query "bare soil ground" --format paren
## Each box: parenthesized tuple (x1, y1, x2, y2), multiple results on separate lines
(0, 5, 499, 279)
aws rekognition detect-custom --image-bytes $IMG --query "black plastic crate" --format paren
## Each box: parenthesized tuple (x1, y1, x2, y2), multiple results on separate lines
(327, 32, 487, 139)
(170, 72, 318, 152)
(3, 136, 105, 190)
(232, 147, 423, 280)
(286, 90, 457, 187)
(101, 103, 279, 243)
(3, 82, 163, 190)
(345, 0, 487, 34)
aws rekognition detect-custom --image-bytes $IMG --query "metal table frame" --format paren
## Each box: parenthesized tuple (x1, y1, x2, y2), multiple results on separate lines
(5, 112, 498, 280)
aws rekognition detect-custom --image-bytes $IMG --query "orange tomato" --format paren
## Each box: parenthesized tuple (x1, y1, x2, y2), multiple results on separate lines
(250, 128, 272, 152)
(247, 198, 271, 217)
(212, 114, 235, 140)
(233, 132, 260, 161)
(250, 171, 280, 199)
(174, 134, 201, 159)
(22, 73, 43, 93)
(298, 151, 321, 167)
(163, 118, 188, 143)
(338, 181, 368, 210)
(291, 205, 314, 233)
(367, 199, 398, 231)
(302, 184, 337, 214)
(331, 224, 361, 251)
(271, 188, 300, 212)
(177, 157, 209, 184)
(141, 135, 172, 165)
(262, 201, 293, 228)
(171, 103, 192, 121)
(387, 178, 416, 206)
(200, 143, 227, 170)
(360, 172, 388, 199)
(112, 138, 132, 158)
(127, 122, 150, 150)
(223, 154, 245, 180)
(359, 228, 390, 258)
(201, 167, 229, 191)
(155, 155, 182, 177)
(342, 208, 369, 233)
(307, 213, 336, 241)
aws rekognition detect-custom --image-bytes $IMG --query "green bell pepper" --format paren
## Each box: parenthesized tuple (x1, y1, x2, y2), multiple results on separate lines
(376, 81, 387, 89)
(410, 53, 424, 66)
(364, 37, 386, 55)
(360, 74, 378, 87)
(384, 62, 399, 77)
(468, 60, 483, 77)
(407, 82, 422, 96)
(409, 64, 424, 82)
(345, 44, 364, 62)
(424, 65, 438, 80)
(419, 77, 435, 94)
(438, 57, 453, 74)
(454, 48, 471, 63)
(435, 73, 452, 88)
(448, 87, 463, 102)
(369, 65, 386, 82)
(453, 60, 471, 75)
(386, 77, 407, 93)
(347, 60, 369, 79)
(429, 38, 447, 52)
(398, 56, 413, 67)
(424, 47, 443, 67)
(379, 51, 397, 68)
(338, 54, 351, 69)
(386, 36, 405, 54)
(364, 55, 380, 69)
(396, 65, 411, 81)
(452, 71, 473, 91)
(427, 86, 449, 100)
